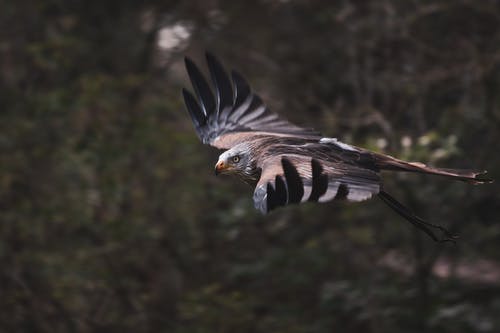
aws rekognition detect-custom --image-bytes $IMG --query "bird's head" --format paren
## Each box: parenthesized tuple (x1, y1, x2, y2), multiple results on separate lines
(215, 149, 247, 176)
(214, 144, 260, 184)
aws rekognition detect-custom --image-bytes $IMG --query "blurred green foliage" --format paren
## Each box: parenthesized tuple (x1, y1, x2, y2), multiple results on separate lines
(1, 1, 500, 332)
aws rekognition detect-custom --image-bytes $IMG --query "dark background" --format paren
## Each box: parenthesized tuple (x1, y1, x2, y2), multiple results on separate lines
(1, 1, 500, 332)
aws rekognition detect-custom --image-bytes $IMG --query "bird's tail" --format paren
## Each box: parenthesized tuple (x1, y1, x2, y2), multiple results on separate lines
(372, 153, 492, 184)
(378, 190, 457, 243)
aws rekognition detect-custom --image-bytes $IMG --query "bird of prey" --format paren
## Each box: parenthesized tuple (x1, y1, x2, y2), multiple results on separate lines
(181, 53, 491, 242)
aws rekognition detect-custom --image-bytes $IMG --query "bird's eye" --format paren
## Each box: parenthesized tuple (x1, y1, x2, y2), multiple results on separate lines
(232, 155, 240, 163)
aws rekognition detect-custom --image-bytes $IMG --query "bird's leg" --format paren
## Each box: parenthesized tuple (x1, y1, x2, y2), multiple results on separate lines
(378, 190, 458, 244)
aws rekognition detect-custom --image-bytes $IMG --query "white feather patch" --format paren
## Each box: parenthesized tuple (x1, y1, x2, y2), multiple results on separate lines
(319, 137, 358, 152)
(318, 185, 340, 203)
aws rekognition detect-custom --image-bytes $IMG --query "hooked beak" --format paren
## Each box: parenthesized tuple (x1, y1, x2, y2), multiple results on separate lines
(215, 161, 227, 175)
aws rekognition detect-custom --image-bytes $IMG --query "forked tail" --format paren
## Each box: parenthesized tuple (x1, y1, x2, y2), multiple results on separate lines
(373, 153, 493, 184)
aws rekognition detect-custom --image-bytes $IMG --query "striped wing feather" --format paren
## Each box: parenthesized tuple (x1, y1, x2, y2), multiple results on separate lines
(253, 156, 381, 214)
(183, 53, 321, 149)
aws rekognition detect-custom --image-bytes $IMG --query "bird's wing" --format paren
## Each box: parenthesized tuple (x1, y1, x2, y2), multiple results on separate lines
(182, 53, 321, 149)
(253, 155, 381, 214)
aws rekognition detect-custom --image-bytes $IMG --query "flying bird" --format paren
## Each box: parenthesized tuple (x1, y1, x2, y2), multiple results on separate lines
(181, 53, 491, 242)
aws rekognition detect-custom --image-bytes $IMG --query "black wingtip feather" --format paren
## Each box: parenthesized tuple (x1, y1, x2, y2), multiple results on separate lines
(266, 177, 287, 212)
(266, 183, 276, 212)
(308, 159, 328, 202)
(231, 70, 251, 107)
(281, 158, 304, 204)
(274, 176, 288, 207)
(334, 184, 349, 200)
(206, 53, 233, 112)
(184, 56, 215, 116)
(182, 88, 206, 128)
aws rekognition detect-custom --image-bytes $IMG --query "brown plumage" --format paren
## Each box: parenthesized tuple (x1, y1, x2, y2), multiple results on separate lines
(182, 53, 492, 242)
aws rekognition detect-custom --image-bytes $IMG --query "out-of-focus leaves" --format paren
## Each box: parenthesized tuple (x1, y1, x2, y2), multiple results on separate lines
(1, 1, 500, 332)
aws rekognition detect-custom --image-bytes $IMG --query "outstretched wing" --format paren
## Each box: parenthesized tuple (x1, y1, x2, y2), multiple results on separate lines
(253, 156, 381, 214)
(254, 155, 458, 243)
(182, 53, 321, 149)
